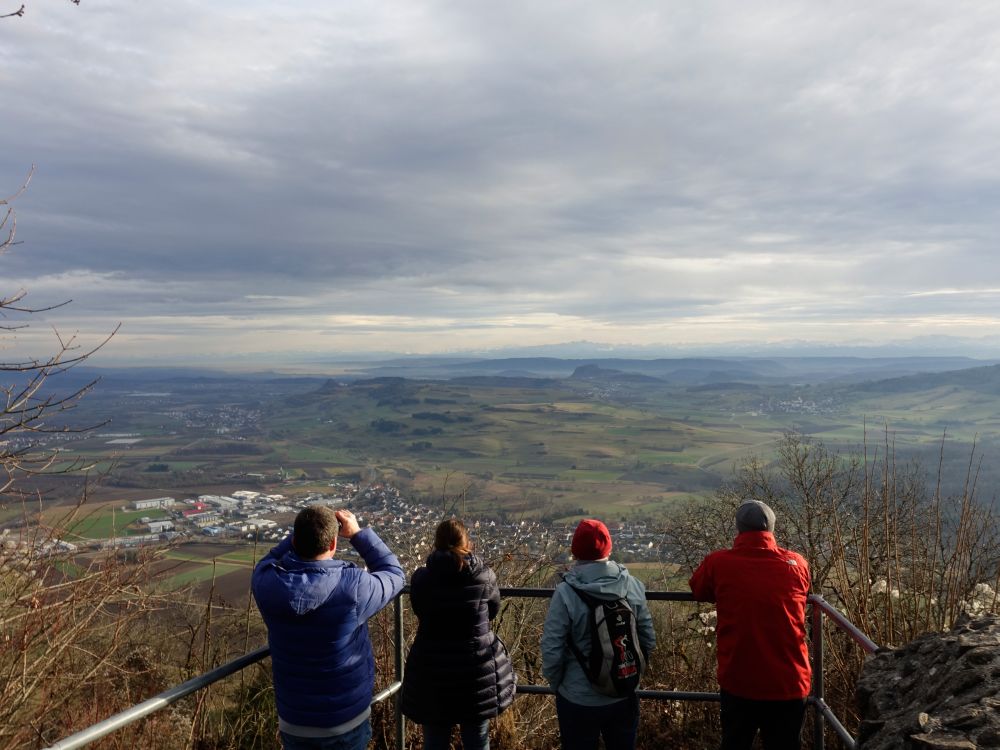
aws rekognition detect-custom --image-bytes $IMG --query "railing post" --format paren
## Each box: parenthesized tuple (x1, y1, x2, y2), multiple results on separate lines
(811, 600, 825, 750)
(395, 594, 405, 750)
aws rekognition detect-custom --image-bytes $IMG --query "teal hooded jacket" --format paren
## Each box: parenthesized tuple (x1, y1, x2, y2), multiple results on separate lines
(541, 560, 656, 706)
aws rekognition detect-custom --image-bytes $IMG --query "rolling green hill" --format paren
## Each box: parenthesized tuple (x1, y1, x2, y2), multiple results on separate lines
(30, 359, 1000, 520)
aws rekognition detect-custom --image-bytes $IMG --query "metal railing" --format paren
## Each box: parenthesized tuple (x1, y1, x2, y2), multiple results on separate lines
(43, 589, 877, 750)
(808, 595, 879, 750)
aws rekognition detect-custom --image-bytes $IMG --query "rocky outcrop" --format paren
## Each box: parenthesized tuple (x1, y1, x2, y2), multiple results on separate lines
(856, 613, 1000, 749)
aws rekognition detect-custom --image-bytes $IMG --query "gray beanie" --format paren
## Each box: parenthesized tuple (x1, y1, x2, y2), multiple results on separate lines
(735, 500, 775, 533)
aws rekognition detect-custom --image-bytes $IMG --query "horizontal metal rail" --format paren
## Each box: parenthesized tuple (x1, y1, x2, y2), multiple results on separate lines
(808, 696, 858, 749)
(43, 587, 875, 750)
(43, 646, 271, 750)
(809, 594, 879, 654)
(372, 681, 403, 704)
(501, 586, 696, 602)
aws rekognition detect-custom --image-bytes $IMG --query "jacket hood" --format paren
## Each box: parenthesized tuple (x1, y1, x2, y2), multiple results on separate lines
(562, 560, 632, 598)
(260, 552, 353, 616)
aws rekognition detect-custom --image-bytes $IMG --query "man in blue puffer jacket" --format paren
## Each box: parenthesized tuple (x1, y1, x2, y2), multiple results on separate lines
(252, 506, 405, 750)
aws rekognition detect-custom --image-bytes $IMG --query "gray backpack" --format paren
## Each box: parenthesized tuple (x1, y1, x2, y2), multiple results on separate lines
(565, 583, 647, 697)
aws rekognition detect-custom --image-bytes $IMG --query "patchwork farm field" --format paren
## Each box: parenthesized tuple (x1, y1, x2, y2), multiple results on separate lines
(25, 360, 1000, 524)
(155, 543, 262, 601)
(11, 358, 1000, 615)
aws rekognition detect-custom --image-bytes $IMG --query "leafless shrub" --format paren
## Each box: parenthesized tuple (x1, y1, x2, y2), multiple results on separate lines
(0, 172, 163, 749)
(0, 521, 172, 749)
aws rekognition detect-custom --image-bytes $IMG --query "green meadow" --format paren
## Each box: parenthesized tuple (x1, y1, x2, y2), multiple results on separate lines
(45, 365, 1000, 522)
(253, 376, 1000, 519)
(40, 504, 172, 541)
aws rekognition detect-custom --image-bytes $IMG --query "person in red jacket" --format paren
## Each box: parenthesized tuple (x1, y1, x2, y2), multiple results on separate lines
(689, 500, 811, 750)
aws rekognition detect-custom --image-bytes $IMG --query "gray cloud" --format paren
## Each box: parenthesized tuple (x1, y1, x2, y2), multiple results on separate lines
(4, 0, 1000, 361)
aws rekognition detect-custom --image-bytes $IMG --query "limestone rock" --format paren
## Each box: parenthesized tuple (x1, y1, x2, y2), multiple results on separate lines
(856, 613, 1000, 749)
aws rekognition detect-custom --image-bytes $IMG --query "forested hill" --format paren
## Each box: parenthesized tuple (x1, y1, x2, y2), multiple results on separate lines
(853, 363, 1000, 395)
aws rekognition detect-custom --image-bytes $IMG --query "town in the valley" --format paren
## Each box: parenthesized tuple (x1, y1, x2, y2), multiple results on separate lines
(8, 481, 666, 567)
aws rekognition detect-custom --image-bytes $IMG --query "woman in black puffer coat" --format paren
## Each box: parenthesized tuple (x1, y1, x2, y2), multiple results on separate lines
(402, 518, 516, 750)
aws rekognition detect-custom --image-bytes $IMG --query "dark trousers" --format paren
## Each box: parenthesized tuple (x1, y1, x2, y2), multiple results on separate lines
(422, 720, 490, 750)
(555, 693, 639, 750)
(720, 691, 806, 750)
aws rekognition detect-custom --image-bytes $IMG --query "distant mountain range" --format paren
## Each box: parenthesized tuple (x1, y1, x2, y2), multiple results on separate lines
(345, 354, 995, 386)
(30, 354, 1000, 394)
(94, 335, 1000, 370)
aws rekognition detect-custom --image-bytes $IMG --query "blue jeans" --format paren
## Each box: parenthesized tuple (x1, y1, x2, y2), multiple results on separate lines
(555, 693, 639, 750)
(422, 720, 490, 750)
(279, 719, 372, 750)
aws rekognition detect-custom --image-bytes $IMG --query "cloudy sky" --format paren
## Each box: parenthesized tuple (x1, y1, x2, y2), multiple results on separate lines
(4, 0, 1000, 366)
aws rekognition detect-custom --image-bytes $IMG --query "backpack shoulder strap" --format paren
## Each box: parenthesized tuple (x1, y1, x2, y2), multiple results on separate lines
(562, 581, 600, 675)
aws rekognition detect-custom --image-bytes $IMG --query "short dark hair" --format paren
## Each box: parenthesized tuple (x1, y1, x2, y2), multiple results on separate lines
(293, 506, 338, 559)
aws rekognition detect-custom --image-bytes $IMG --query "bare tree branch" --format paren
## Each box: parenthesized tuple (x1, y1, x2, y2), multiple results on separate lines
(1, 1, 79, 20)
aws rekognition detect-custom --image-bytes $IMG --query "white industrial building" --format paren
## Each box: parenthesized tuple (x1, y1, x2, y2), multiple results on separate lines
(132, 497, 177, 511)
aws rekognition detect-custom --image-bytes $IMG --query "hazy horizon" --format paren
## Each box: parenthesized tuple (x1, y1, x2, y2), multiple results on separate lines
(84, 336, 1000, 373)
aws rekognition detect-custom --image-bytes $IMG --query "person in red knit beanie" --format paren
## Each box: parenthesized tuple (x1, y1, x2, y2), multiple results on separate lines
(571, 518, 613, 561)
(541, 519, 655, 750)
